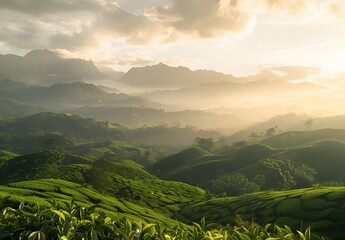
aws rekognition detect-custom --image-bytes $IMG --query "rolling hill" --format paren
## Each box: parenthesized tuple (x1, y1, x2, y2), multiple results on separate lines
(262, 128, 345, 148)
(0, 149, 344, 238)
(118, 62, 237, 89)
(0, 112, 222, 153)
(143, 79, 326, 109)
(151, 136, 345, 192)
(0, 49, 108, 85)
(179, 187, 345, 239)
(75, 106, 243, 131)
(0, 150, 206, 219)
(0, 79, 151, 110)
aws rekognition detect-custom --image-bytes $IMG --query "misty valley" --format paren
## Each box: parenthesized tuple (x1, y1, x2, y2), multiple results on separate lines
(0, 49, 345, 239)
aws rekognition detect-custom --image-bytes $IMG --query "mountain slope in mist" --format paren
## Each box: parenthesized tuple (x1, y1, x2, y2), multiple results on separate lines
(143, 79, 326, 108)
(0, 79, 151, 110)
(0, 49, 108, 85)
(118, 62, 238, 89)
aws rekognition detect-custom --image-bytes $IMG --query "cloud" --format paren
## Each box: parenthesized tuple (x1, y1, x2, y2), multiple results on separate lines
(0, 0, 101, 15)
(242, 65, 321, 82)
(328, 2, 345, 18)
(0, 0, 253, 50)
(151, 0, 251, 38)
(269, 66, 321, 81)
(94, 3, 165, 44)
(263, 0, 306, 14)
(0, 16, 50, 49)
(96, 55, 156, 67)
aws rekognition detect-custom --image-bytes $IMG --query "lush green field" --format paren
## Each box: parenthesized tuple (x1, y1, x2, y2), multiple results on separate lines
(0, 198, 322, 240)
(151, 139, 345, 193)
(261, 128, 345, 148)
(0, 180, 342, 239)
(2, 122, 345, 239)
(179, 187, 345, 239)
(0, 179, 180, 226)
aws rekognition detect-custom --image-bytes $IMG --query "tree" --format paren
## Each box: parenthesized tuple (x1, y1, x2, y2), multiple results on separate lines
(86, 159, 114, 193)
(232, 140, 248, 147)
(259, 158, 296, 190)
(265, 126, 277, 138)
(249, 132, 260, 144)
(211, 173, 260, 196)
(305, 117, 314, 130)
(293, 164, 317, 188)
(194, 137, 215, 152)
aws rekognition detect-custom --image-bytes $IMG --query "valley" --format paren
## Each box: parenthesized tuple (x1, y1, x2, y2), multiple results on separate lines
(1, 44, 345, 240)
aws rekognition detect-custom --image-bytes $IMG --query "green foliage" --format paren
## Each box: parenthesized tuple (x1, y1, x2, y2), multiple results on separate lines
(0, 199, 324, 240)
(259, 158, 296, 190)
(261, 128, 345, 149)
(181, 187, 345, 239)
(211, 173, 260, 196)
(194, 137, 216, 152)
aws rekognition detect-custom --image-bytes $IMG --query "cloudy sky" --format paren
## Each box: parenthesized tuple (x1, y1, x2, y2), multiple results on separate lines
(1, 0, 345, 77)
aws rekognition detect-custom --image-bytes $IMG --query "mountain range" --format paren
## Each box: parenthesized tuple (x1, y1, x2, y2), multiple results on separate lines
(0, 49, 107, 85)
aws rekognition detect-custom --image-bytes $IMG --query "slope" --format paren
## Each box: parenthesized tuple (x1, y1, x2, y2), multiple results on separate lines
(179, 187, 345, 239)
(262, 128, 345, 148)
(0, 150, 206, 218)
(0, 179, 178, 225)
(151, 144, 279, 186)
(0, 49, 107, 85)
(0, 79, 150, 110)
(118, 62, 236, 89)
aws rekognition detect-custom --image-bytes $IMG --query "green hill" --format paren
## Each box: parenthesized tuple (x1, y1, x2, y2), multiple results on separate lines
(0, 150, 17, 163)
(0, 149, 344, 239)
(0, 150, 206, 218)
(179, 187, 345, 239)
(152, 138, 345, 193)
(0, 179, 178, 225)
(262, 128, 345, 148)
(0, 113, 221, 152)
(0, 112, 124, 140)
(273, 139, 345, 182)
(151, 144, 279, 186)
(149, 147, 211, 175)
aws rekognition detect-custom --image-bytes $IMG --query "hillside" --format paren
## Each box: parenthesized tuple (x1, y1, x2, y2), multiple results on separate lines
(0, 79, 150, 110)
(262, 128, 345, 148)
(227, 112, 309, 142)
(273, 139, 345, 182)
(0, 97, 47, 119)
(144, 79, 326, 108)
(0, 113, 222, 154)
(0, 150, 206, 219)
(0, 179, 178, 225)
(0, 150, 343, 238)
(152, 138, 345, 193)
(179, 187, 345, 239)
(0, 112, 124, 140)
(75, 106, 243, 131)
(118, 62, 236, 89)
(150, 144, 279, 186)
(0, 50, 107, 85)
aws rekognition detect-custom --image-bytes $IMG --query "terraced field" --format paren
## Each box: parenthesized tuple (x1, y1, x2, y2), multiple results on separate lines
(179, 187, 345, 239)
(2, 141, 345, 239)
(0, 179, 180, 226)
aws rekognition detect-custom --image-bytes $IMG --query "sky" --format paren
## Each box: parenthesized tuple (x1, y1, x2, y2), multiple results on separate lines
(1, 0, 345, 77)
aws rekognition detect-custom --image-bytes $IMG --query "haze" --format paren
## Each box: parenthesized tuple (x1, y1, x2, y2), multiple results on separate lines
(1, 0, 345, 131)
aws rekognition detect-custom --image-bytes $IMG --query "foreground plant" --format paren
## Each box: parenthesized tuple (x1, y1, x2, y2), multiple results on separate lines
(0, 197, 326, 240)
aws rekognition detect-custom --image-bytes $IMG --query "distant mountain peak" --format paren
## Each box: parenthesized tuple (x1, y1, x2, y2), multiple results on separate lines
(120, 63, 236, 89)
(24, 49, 59, 59)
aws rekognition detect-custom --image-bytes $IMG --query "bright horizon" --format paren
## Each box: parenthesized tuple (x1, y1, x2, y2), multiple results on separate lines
(1, 0, 345, 81)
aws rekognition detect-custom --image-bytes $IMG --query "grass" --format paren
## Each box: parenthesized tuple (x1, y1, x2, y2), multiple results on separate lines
(179, 187, 345, 239)
(262, 128, 345, 148)
(0, 179, 179, 226)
